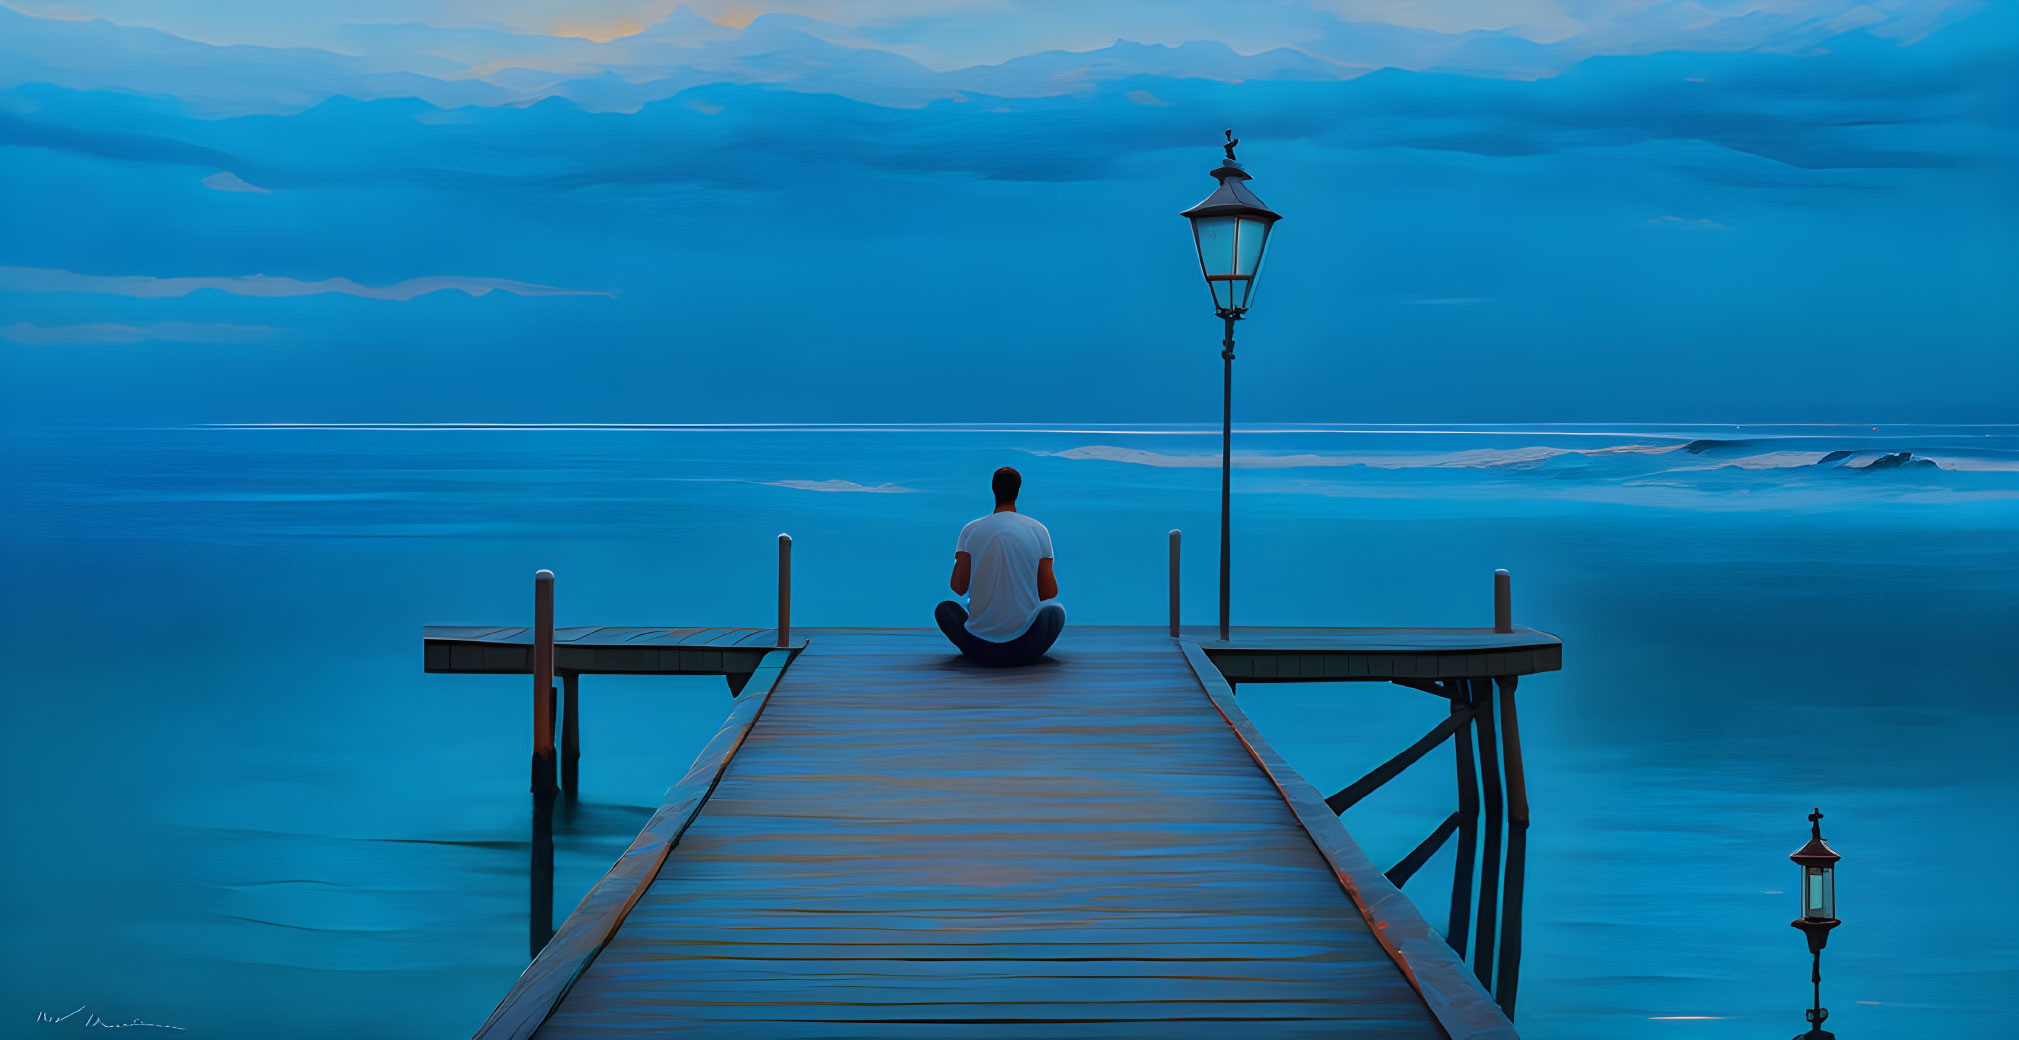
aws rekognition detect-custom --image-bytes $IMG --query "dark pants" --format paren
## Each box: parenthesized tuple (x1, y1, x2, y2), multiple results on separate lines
(935, 600, 1065, 666)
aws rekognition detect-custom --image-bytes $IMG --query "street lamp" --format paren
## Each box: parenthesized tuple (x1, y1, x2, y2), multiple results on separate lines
(1182, 129, 1282, 641)
(1789, 807, 1841, 1040)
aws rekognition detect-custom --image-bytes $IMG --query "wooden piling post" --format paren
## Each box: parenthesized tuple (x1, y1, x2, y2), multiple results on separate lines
(1471, 676, 1504, 988)
(532, 569, 557, 796)
(1495, 674, 1530, 1017)
(777, 533, 792, 646)
(561, 672, 580, 795)
(1494, 569, 1512, 633)
(1447, 679, 1480, 958)
(1168, 530, 1182, 637)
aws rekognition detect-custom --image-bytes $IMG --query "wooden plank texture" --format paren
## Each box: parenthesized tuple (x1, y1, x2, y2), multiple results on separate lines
(530, 628, 1490, 1038)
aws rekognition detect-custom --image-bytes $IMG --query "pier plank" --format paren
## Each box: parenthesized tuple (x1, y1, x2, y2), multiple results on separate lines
(509, 628, 1509, 1038)
(438, 625, 1547, 1037)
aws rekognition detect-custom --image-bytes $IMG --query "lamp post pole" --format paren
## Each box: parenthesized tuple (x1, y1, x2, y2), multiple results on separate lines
(1219, 312, 1236, 641)
(1806, 947, 1825, 1040)
(1181, 129, 1280, 644)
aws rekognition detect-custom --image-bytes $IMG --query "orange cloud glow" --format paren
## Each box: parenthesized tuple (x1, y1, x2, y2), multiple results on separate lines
(549, 18, 647, 42)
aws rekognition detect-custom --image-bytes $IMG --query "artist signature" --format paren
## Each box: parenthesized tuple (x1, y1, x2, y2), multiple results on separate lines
(35, 1007, 186, 1031)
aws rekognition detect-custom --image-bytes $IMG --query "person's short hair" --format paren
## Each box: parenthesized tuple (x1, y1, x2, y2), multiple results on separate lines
(992, 466, 1022, 505)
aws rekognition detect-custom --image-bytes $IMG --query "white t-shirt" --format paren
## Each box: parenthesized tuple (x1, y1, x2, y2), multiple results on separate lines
(955, 511, 1055, 641)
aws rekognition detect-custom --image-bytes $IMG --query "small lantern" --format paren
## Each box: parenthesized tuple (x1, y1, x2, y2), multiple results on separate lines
(1789, 807, 1840, 952)
(1789, 807, 1840, 1040)
(1181, 130, 1282, 317)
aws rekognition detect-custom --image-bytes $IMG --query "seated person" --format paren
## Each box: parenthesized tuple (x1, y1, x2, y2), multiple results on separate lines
(935, 466, 1064, 666)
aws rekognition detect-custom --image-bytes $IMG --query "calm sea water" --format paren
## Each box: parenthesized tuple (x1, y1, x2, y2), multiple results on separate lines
(2, 423, 2014, 1038)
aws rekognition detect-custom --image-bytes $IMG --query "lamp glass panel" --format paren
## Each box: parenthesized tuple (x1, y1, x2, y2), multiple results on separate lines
(1805, 868, 1826, 918)
(1192, 216, 1239, 278)
(1210, 278, 1234, 310)
(1234, 217, 1270, 276)
(1244, 245, 1269, 311)
(1820, 867, 1834, 918)
(1227, 276, 1254, 310)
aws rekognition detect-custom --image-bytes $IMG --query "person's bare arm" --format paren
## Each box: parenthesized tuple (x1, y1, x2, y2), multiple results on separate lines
(1038, 557, 1058, 600)
(950, 551, 972, 595)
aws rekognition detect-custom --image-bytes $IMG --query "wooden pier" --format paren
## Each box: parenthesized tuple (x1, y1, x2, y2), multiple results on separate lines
(425, 565, 1557, 1038)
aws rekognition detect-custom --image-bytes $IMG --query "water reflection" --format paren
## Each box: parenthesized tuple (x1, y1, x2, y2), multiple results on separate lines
(531, 792, 556, 959)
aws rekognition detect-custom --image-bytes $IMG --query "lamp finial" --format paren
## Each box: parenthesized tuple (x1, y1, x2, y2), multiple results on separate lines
(1809, 807, 1824, 840)
(1223, 129, 1238, 163)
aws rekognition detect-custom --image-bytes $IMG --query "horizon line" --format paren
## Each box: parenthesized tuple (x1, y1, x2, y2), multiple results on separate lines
(174, 421, 2019, 434)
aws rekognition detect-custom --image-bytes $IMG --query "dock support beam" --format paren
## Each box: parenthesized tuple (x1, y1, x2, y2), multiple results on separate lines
(1169, 529, 1181, 637)
(1448, 679, 1480, 958)
(1495, 675, 1529, 1017)
(1327, 710, 1471, 815)
(532, 570, 557, 797)
(1471, 677, 1504, 988)
(561, 672, 580, 795)
(777, 533, 792, 646)
(1386, 811, 1462, 888)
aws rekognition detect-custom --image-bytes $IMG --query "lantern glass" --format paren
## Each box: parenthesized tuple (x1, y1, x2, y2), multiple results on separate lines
(1803, 865, 1835, 919)
(1191, 215, 1274, 313)
(1240, 224, 1270, 310)
(1234, 216, 1269, 277)
(1193, 216, 1237, 277)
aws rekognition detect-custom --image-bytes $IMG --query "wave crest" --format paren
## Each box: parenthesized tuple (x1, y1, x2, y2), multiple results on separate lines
(1035, 443, 1678, 470)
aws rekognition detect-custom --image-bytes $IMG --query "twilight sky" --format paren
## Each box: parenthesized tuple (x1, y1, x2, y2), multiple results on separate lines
(1, 0, 2013, 424)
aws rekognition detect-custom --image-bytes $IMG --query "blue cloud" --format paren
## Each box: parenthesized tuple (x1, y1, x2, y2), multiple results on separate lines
(9, 1, 2005, 198)
(0, 2, 2011, 426)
